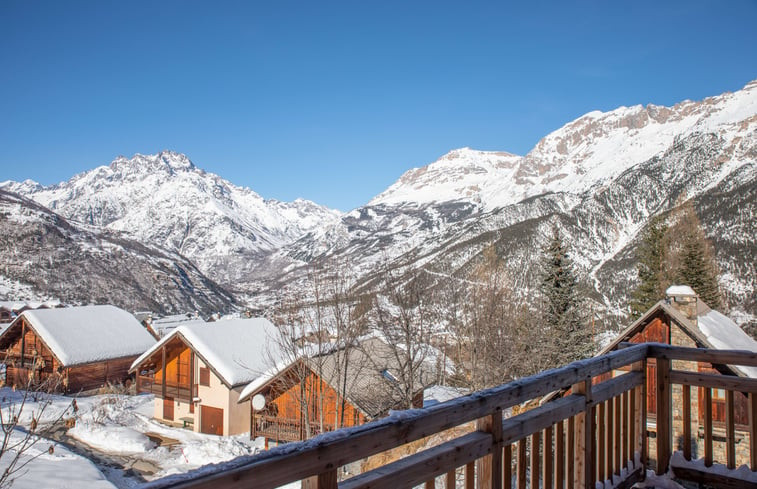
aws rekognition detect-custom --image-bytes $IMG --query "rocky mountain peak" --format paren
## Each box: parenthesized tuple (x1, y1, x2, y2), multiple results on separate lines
(109, 150, 196, 176)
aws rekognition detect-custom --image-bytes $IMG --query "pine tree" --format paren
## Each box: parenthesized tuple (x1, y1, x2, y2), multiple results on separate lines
(539, 226, 593, 367)
(667, 201, 723, 310)
(630, 215, 670, 318)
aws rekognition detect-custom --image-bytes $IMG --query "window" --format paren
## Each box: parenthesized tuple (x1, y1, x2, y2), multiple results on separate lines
(199, 367, 210, 386)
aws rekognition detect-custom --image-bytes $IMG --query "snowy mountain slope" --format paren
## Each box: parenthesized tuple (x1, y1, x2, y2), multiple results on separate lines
(1, 151, 341, 285)
(371, 80, 757, 212)
(2, 81, 755, 324)
(0, 190, 237, 314)
(267, 80, 757, 322)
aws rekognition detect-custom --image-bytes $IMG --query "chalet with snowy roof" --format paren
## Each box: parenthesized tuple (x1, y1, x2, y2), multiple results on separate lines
(0, 305, 156, 392)
(238, 335, 436, 444)
(130, 317, 282, 436)
(0, 300, 62, 324)
(549, 285, 757, 468)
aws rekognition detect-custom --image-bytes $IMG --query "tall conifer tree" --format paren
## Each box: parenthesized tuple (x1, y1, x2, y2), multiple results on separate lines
(539, 226, 593, 367)
(630, 215, 669, 318)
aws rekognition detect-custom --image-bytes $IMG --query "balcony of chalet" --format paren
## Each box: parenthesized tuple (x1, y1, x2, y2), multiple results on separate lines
(145, 343, 757, 489)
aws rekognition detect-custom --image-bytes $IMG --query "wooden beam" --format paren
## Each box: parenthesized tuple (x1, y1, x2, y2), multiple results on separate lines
(649, 344, 757, 368)
(530, 432, 539, 489)
(466, 462, 475, 489)
(726, 389, 735, 470)
(597, 402, 605, 484)
(572, 380, 593, 489)
(750, 392, 757, 471)
(543, 426, 552, 489)
(669, 369, 757, 393)
(703, 387, 713, 467)
(555, 420, 564, 489)
(503, 444, 512, 489)
(567, 417, 574, 489)
(655, 357, 671, 475)
(476, 413, 503, 489)
(682, 384, 691, 461)
(161, 345, 167, 399)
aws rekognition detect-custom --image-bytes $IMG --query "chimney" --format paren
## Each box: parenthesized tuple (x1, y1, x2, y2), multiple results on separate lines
(665, 285, 698, 326)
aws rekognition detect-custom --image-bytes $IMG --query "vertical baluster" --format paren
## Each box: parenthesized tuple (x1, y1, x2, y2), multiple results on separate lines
(614, 394, 621, 477)
(503, 445, 512, 489)
(301, 470, 338, 489)
(426, 480, 435, 489)
(597, 402, 605, 485)
(750, 392, 757, 472)
(622, 391, 629, 469)
(573, 379, 594, 489)
(726, 389, 736, 470)
(477, 413, 503, 489)
(517, 439, 527, 489)
(466, 462, 475, 489)
(655, 357, 671, 475)
(447, 469, 456, 489)
(555, 420, 564, 489)
(544, 426, 553, 489)
(628, 387, 636, 469)
(639, 358, 647, 470)
(567, 417, 574, 489)
(682, 384, 691, 461)
(531, 432, 540, 489)
(704, 387, 713, 468)
(606, 397, 614, 478)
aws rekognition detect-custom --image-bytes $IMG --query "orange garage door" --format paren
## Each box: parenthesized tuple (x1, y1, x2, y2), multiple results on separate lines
(200, 405, 224, 435)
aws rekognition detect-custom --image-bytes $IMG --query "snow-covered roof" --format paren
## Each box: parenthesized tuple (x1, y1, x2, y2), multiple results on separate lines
(666, 285, 696, 297)
(131, 317, 282, 388)
(5, 305, 156, 366)
(0, 300, 61, 311)
(697, 309, 757, 378)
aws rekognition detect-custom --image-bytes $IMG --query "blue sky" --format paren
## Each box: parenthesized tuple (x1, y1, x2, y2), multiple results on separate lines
(1, 1, 756, 211)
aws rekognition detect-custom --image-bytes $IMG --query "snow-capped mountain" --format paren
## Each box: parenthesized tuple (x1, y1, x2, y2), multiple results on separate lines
(372, 79, 757, 212)
(3, 80, 755, 323)
(1, 151, 342, 285)
(0, 190, 236, 314)
(269, 80, 757, 322)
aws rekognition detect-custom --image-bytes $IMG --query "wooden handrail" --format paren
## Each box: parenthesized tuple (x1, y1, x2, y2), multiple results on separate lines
(147, 344, 648, 489)
(146, 343, 757, 489)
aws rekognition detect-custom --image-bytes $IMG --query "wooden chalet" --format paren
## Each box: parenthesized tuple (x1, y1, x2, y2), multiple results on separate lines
(130, 317, 283, 436)
(0, 300, 61, 324)
(546, 284, 757, 472)
(0, 305, 156, 393)
(239, 336, 434, 444)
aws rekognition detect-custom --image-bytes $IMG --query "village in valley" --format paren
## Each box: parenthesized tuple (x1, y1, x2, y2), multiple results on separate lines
(2, 3, 757, 489)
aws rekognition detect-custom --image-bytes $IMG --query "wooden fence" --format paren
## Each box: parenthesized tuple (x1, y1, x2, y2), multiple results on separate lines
(148, 343, 757, 489)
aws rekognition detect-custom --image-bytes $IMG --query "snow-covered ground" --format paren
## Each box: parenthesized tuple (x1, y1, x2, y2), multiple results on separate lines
(0, 389, 264, 488)
(0, 431, 116, 489)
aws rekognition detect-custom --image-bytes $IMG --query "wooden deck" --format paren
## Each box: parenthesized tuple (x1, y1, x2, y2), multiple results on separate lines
(144, 343, 757, 489)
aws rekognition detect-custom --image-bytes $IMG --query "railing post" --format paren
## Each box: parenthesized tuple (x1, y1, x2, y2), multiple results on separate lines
(301, 470, 338, 489)
(634, 358, 647, 474)
(476, 412, 503, 489)
(573, 378, 594, 489)
(655, 356, 671, 475)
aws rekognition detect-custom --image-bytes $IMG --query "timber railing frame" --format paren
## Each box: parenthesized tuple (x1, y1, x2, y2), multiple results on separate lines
(148, 343, 757, 489)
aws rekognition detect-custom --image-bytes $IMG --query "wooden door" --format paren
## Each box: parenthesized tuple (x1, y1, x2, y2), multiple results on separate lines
(163, 397, 174, 421)
(201, 405, 224, 435)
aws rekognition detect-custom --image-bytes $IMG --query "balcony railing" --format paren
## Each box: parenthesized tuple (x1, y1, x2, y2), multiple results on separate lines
(137, 374, 194, 402)
(146, 343, 757, 489)
(253, 414, 338, 443)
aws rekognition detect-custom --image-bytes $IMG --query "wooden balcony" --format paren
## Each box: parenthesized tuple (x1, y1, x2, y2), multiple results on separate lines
(253, 414, 338, 443)
(145, 343, 757, 489)
(136, 374, 195, 402)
